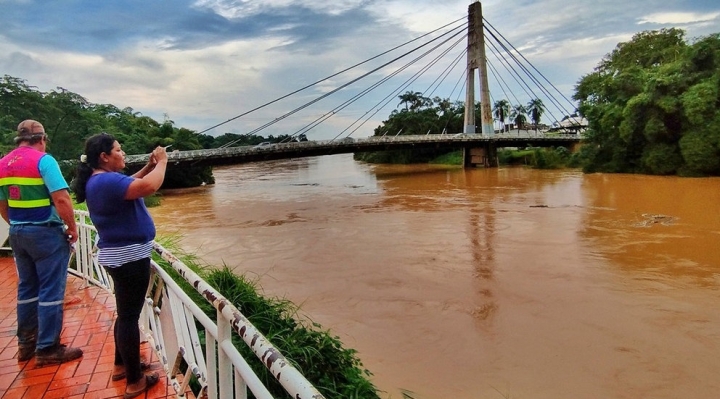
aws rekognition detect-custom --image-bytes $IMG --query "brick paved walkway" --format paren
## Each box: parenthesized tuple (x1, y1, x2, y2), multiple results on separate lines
(0, 256, 194, 399)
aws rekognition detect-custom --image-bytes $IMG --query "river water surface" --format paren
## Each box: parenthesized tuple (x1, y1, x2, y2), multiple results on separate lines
(150, 154, 720, 399)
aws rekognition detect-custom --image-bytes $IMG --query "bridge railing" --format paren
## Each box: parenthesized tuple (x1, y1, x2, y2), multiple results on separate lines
(69, 210, 325, 399)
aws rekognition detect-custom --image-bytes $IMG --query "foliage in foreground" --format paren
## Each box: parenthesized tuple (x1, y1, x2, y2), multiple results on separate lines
(573, 28, 720, 176)
(152, 238, 380, 399)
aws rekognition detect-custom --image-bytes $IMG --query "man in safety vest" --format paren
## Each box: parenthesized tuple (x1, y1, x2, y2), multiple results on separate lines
(0, 120, 83, 366)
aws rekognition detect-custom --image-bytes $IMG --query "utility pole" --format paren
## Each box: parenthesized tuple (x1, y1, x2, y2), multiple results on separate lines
(463, 1, 493, 135)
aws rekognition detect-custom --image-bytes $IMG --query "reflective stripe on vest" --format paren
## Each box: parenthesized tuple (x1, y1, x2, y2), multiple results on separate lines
(0, 177, 51, 207)
(0, 177, 44, 185)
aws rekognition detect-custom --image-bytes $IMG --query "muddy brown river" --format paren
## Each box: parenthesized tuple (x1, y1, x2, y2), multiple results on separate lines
(150, 154, 720, 399)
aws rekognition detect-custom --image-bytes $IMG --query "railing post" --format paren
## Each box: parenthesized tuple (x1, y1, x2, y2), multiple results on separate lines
(206, 333, 218, 399)
(75, 212, 90, 288)
(217, 309, 236, 399)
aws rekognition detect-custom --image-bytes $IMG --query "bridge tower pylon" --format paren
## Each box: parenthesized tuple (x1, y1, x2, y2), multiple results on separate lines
(463, 1, 497, 168)
(463, 1, 493, 135)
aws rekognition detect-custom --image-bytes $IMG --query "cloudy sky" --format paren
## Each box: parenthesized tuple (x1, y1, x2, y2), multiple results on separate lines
(1, 0, 718, 140)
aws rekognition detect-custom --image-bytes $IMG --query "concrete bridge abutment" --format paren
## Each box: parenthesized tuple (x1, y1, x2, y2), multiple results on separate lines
(567, 141, 583, 153)
(463, 143, 498, 168)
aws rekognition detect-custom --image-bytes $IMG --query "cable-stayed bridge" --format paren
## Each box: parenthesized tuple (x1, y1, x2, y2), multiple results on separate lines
(129, 1, 584, 168)
(126, 132, 581, 168)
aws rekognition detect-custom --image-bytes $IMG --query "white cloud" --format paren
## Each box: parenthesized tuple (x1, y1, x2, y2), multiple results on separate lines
(638, 11, 720, 25)
(516, 33, 631, 66)
(369, 0, 469, 33)
(192, 0, 370, 19)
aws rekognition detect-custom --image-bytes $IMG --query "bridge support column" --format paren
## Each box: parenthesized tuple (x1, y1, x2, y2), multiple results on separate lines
(463, 143, 498, 168)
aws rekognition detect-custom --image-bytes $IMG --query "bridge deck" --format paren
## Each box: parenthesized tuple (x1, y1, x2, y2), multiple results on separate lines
(122, 132, 583, 167)
(0, 257, 194, 399)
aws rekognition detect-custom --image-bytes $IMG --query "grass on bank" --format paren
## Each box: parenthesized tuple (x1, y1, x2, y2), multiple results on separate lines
(428, 147, 579, 169)
(152, 236, 381, 399)
(429, 150, 463, 165)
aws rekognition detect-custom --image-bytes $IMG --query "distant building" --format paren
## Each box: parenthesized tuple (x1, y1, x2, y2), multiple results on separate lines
(559, 115, 588, 128)
(551, 115, 588, 133)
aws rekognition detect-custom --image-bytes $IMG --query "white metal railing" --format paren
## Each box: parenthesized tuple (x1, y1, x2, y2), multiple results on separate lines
(69, 210, 325, 399)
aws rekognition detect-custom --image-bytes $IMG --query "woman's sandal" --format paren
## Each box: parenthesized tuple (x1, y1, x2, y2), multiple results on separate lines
(112, 361, 151, 381)
(124, 372, 160, 399)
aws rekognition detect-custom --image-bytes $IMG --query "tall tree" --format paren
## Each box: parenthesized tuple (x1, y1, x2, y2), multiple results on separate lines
(574, 29, 720, 175)
(0, 75, 45, 152)
(511, 104, 527, 134)
(397, 91, 429, 112)
(434, 96, 452, 117)
(493, 99, 511, 132)
(598, 28, 687, 73)
(43, 88, 94, 160)
(526, 98, 545, 132)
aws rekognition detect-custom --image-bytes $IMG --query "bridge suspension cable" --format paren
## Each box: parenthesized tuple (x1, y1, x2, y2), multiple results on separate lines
(220, 21, 467, 147)
(314, 33, 466, 142)
(333, 35, 467, 141)
(242, 25, 465, 144)
(483, 18, 577, 125)
(487, 60, 523, 110)
(484, 34, 562, 124)
(484, 18, 578, 117)
(344, 44, 468, 139)
(199, 16, 466, 138)
(200, 6, 582, 146)
(278, 27, 467, 142)
(485, 40, 557, 122)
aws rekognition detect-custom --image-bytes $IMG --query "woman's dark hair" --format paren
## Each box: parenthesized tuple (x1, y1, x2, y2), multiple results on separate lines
(72, 133, 116, 203)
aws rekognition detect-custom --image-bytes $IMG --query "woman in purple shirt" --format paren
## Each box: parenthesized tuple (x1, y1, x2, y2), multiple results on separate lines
(73, 133, 167, 399)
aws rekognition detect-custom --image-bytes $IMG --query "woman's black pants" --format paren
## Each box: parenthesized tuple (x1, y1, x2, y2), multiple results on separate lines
(106, 258, 151, 384)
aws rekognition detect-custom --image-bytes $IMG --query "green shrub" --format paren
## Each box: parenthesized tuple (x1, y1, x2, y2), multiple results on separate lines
(641, 143, 683, 175)
(429, 150, 462, 165)
(679, 126, 720, 175)
(531, 148, 564, 169)
(498, 149, 533, 165)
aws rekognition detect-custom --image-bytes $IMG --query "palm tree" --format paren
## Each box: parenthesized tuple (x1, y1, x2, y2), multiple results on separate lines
(526, 98, 545, 133)
(492, 99, 511, 132)
(398, 91, 427, 111)
(511, 104, 527, 134)
(434, 96, 452, 117)
(398, 91, 418, 111)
